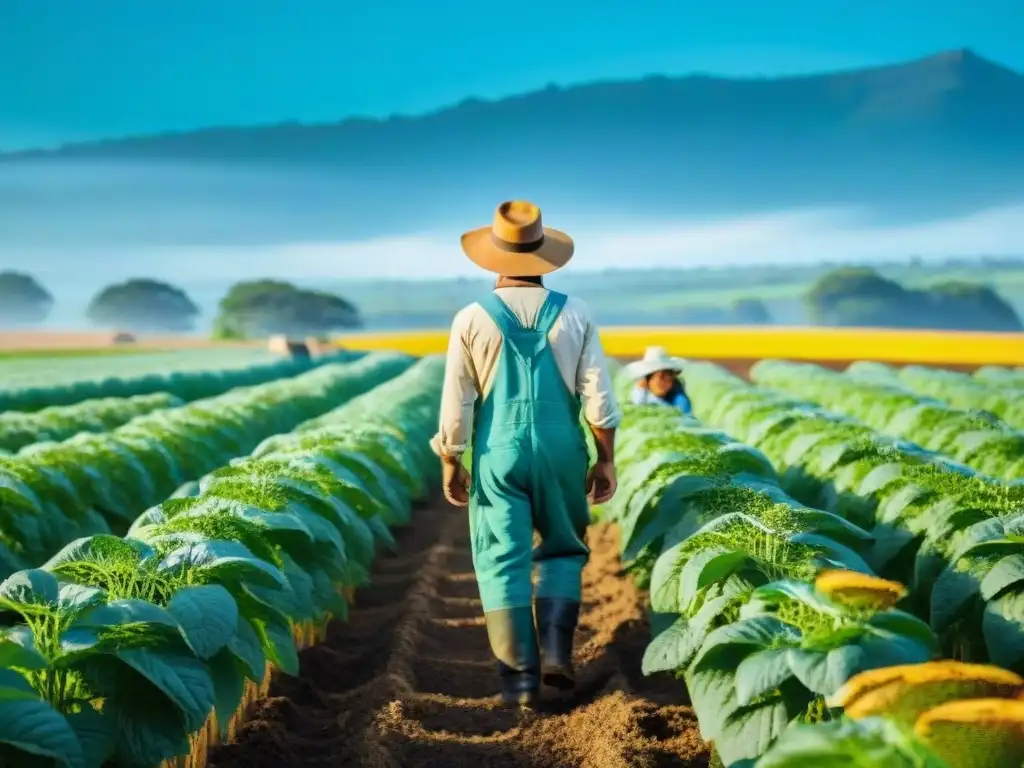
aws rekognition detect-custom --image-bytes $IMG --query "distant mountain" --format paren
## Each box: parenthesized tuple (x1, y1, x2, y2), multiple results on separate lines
(2, 49, 1023, 249)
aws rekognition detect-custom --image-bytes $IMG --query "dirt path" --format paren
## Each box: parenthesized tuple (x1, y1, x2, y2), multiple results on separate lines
(207, 500, 709, 768)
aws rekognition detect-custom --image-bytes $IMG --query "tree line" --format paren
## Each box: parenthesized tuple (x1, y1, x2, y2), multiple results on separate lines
(0, 266, 1020, 336)
(662, 269, 1022, 331)
(0, 272, 362, 338)
(805, 268, 1022, 332)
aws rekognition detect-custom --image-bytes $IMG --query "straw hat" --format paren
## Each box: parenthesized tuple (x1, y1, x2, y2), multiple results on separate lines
(461, 200, 574, 275)
(625, 346, 686, 379)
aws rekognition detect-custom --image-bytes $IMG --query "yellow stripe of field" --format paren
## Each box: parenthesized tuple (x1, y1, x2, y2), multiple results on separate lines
(334, 326, 1024, 366)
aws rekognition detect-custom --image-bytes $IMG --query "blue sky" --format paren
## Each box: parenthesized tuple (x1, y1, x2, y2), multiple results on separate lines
(1, 0, 1021, 150)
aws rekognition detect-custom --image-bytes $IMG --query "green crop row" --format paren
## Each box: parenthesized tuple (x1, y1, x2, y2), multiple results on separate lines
(855, 359, 1024, 433)
(0, 356, 442, 768)
(682, 363, 1024, 669)
(605, 364, 1024, 767)
(750, 359, 1024, 480)
(0, 352, 362, 413)
(974, 365, 1024, 387)
(602, 397, 939, 765)
(0, 393, 184, 455)
(0, 353, 414, 577)
(855, 362, 1024, 432)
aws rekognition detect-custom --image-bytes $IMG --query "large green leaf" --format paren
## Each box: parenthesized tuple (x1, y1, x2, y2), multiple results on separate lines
(258, 617, 299, 676)
(227, 616, 266, 684)
(980, 554, 1024, 601)
(756, 717, 949, 767)
(157, 539, 288, 590)
(104, 698, 191, 768)
(867, 611, 939, 654)
(864, 522, 918, 575)
(789, 532, 875, 575)
(65, 706, 117, 768)
(930, 563, 981, 632)
(166, 585, 239, 659)
(0, 626, 47, 670)
(693, 616, 798, 670)
(855, 630, 936, 673)
(622, 475, 719, 562)
(0, 569, 59, 614)
(982, 591, 1024, 669)
(697, 551, 754, 592)
(56, 584, 107, 617)
(687, 635, 810, 761)
(735, 648, 795, 705)
(0, 696, 83, 768)
(208, 648, 246, 740)
(116, 648, 216, 732)
(786, 646, 864, 696)
(688, 616, 803, 746)
(651, 545, 722, 614)
(743, 581, 843, 620)
(0, 668, 37, 695)
(42, 535, 153, 572)
(74, 598, 180, 631)
(642, 595, 733, 676)
(715, 679, 814, 766)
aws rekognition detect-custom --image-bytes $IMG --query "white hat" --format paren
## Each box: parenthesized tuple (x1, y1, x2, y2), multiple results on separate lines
(624, 346, 687, 379)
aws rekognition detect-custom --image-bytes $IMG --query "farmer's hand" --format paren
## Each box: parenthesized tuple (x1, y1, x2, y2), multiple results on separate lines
(587, 460, 617, 505)
(442, 456, 470, 507)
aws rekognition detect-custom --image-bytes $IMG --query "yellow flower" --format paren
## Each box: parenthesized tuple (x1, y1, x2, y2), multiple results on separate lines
(829, 661, 1024, 725)
(814, 569, 907, 609)
(915, 698, 1024, 768)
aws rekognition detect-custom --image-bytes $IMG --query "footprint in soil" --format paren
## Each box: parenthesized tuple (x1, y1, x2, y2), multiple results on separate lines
(208, 505, 711, 768)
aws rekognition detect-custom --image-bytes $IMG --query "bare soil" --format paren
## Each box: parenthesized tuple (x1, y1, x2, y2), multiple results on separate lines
(207, 500, 710, 767)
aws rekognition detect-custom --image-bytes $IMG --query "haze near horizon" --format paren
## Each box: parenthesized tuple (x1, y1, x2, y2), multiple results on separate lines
(2, 2, 1023, 302)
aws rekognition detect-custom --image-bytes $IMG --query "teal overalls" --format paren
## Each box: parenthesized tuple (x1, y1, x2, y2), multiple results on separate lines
(469, 290, 591, 614)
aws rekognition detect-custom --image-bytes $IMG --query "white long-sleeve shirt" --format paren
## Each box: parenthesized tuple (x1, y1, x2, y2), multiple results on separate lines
(432, 287, 622, 458)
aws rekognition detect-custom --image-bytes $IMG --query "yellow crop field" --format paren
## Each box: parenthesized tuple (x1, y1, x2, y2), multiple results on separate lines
(333, 325, 1024, 366)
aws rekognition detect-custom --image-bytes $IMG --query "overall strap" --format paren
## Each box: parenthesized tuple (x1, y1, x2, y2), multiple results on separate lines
(478, 293, 524, 336)
(533, 291, 568, 336)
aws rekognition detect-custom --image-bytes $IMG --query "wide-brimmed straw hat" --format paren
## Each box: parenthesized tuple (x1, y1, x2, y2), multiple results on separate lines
(461, 200, 574, 275)
(625, 346, 686, 379)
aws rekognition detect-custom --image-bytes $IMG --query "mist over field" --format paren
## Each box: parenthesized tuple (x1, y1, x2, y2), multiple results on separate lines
(10, 199, 1021, 331)
(3, 48, 1024, 331)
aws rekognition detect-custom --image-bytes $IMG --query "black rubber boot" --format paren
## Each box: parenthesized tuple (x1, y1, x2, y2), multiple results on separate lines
(535, 598, 580, 689)
(483, 607, 541, 707)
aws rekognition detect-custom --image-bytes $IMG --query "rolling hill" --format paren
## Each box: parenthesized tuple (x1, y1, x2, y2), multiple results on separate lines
(1, 48, 1023, 249)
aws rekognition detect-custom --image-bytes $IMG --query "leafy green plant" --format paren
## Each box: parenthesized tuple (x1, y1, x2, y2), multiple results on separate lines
(0, 353, 414, 581)
(683, 362, 1024, 662)
(0, 355, 443, 766)
(683, 578, 936, 765)
(753, 717, 950, 767)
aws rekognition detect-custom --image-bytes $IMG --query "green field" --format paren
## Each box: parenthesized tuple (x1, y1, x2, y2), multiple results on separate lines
(0, 347, 1021, 766)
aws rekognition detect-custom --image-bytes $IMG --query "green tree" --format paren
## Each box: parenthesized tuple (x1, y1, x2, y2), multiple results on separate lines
(805, 267, 1023, 331)
(805, 267, 906, 326)
(0, 271, 53, 324)
(731, 298, 772, 324)
(86, 278, 200, 331)
(924, 281, 1023, 332)
(213, 280, 361, 339)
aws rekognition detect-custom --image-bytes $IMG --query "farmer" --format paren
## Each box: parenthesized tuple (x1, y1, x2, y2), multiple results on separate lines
(626, 346, 692, 413)
(432, 200, 622, 707)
